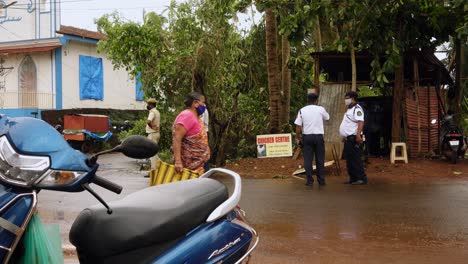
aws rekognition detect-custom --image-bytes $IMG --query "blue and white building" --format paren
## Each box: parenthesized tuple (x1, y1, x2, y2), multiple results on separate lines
(0, 0, 144, 118)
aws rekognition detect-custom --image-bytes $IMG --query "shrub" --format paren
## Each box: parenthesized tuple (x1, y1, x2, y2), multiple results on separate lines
(117, 119, 147, 142)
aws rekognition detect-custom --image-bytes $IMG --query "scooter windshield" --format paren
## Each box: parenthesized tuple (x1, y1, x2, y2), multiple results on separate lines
(0, 115, 91, 172)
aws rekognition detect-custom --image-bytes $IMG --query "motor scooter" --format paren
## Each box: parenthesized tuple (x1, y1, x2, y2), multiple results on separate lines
(112, 120, 133, 133)
(432, 114, 466, 164)
(0, 115, 258, 263)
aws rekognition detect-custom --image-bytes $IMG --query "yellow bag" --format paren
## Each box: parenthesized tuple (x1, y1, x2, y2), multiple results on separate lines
(150, 161, 201, 186)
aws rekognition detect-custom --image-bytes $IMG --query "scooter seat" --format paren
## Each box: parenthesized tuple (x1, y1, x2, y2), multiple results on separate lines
(69, 178, 228, 258)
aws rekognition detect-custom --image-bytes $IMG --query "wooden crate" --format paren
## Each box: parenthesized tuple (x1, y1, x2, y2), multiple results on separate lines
(64, 114, 109, 133)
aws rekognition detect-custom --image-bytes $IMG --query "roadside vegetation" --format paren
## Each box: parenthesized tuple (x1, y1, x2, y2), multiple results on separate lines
(97, 0, 467, 164)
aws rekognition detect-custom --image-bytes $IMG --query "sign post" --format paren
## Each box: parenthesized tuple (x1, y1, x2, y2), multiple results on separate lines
(256, 134, 293, 158)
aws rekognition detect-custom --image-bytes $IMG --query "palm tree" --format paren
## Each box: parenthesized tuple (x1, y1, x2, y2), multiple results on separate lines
(265, 7, 282, 133)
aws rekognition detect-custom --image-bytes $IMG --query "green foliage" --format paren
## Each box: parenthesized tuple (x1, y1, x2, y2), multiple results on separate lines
(98, 0, 467, 162)
(117, 119, 147, 142)
(462, 90, 468, 136)
(158, 149, 174, 163)
(452, 0, 468, 38)
(357, 86, 384, 98)
(98, 0, 272, 164)
(117, 110, 178, 154)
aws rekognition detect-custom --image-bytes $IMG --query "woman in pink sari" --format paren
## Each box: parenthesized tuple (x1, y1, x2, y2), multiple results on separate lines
(172, 92, 210, 174)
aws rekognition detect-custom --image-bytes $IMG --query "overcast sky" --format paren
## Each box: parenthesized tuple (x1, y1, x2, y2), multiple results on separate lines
(59, 0, 446, 59)
(61, 0, 187, 30)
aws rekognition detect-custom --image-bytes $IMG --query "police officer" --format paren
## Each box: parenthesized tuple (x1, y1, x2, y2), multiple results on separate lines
(295, 93, 330, 186)
(339, 91, 368, 185)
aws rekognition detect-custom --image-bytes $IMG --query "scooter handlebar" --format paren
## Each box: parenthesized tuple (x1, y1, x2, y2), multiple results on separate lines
(92, 175, 123, 194)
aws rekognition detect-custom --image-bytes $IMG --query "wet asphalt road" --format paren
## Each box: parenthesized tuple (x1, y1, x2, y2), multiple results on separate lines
(36, 153, 468, 264)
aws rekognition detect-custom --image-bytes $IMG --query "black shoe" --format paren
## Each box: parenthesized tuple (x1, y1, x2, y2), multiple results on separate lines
(318, 182, 326, 186)
(305, 181, 314, 186)
(351, 180, 366, 185)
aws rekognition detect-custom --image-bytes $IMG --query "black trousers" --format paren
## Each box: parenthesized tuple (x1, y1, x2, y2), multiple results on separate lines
(344, 136, 368, 183)
(302, 134, 325, 184)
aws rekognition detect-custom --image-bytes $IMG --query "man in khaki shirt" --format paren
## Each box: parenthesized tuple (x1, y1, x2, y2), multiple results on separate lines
(146, 98, 160, 170)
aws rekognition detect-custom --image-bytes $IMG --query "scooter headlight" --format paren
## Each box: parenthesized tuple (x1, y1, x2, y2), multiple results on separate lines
(35, 170, 86, 187)
(0, 136, 50, 186)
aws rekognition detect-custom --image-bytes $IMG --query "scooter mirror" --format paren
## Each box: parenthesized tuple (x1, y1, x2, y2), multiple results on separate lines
(117, 135, 159, 159)
(431, 119, 437, 125)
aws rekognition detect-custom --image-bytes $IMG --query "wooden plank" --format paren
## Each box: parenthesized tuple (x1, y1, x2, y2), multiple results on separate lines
(292, 147, 302, 160)
(292, 160, 335, 175)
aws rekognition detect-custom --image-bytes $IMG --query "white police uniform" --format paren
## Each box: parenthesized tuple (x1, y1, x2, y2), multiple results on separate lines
(339, 103, 367, 184)
(294, 104, 330, 185)
(295, 105, 330, 134)
(339, 104, 364, 137)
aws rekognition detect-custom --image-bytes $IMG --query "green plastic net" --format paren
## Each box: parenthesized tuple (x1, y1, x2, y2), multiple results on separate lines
(17, 214, 64, 264)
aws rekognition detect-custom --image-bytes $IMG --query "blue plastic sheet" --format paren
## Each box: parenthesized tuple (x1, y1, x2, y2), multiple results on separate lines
(83, 130, 112, 141)
(79, 55, 103, 100)
(63, 129, 113, 142)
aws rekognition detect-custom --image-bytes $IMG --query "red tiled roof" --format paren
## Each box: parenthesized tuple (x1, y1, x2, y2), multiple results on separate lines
(57, 25, 106, 40)
(0, 39, 62, 54)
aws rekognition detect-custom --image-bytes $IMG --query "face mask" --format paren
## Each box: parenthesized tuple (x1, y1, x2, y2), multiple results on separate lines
(345, 99, 352, 106)
(196, 105, 206, 116)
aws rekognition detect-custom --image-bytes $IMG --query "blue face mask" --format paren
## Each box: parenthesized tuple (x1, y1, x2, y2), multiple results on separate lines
(196, 105, 206, 116)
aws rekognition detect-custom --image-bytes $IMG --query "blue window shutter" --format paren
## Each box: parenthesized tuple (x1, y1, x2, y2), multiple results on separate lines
(79, 55, 103, 100)
(136, 72, 144, 101)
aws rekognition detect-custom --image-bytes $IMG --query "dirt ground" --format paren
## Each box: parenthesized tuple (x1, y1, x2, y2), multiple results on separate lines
(224, 155, 468, 183)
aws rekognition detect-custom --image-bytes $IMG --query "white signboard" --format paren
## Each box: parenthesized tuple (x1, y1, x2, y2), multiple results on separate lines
(256, 134, 293, 158)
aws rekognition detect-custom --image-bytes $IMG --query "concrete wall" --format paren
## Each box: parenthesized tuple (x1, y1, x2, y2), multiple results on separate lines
(0, 0, 60, 42)
(0, 52, 55, 109)
(61, 40, 144, 110)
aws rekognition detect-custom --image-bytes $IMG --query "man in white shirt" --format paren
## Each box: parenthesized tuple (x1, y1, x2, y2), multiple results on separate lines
(294, 93, 330, 186)
(199, 95, 210, 172)
(200, 95, 209, 133)
(146, 98, 160, 170)
(339, 91, 368, 185)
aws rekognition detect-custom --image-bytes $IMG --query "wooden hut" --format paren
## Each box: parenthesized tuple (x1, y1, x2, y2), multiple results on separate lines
(312, 50, 452, 158)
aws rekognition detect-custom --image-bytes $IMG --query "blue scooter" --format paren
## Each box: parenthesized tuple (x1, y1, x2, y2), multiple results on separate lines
(0, 116, 258, 263)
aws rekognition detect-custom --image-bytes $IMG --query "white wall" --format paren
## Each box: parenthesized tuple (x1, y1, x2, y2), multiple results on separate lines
(0, 0, 59, 42)
(61, 40, 144, 110)
(0, 51, 54, 109)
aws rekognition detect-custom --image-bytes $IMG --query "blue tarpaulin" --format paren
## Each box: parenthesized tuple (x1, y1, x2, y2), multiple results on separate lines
(79, 55, 103, 100)
(63, 130, 113, 142)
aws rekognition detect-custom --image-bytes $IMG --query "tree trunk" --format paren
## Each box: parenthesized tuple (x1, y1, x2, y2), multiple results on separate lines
(210, 93, 239, 166)
(452, 37, 463, 128)
(265, 8, 282, 133)
(413, 58, 421, 156)
(392, 56, 404, 143)
(281, 34, 291, 128)
(316, 16, 322, 51)
(349, 36, 357, 91)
